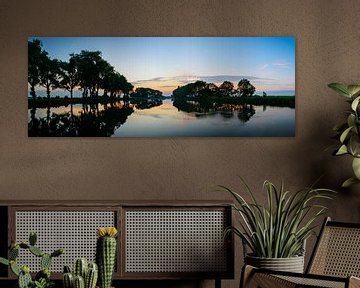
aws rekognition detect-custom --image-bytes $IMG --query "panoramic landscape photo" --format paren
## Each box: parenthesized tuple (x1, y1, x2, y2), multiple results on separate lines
(28, 37, 295, 137)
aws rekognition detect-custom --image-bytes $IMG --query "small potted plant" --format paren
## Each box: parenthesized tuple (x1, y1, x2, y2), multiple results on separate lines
(62, 258, 98, 288)
(220, 179, 334, 272)
(328, 83, 360, 187)
(0, 232, 63, 288)
(96, 227, 118, 288)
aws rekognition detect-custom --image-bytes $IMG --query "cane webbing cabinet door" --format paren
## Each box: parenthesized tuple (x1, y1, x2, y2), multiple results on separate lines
(122, 205, 233, 279)
(0, 201, 234, 283)
(8, 205, 120, 279)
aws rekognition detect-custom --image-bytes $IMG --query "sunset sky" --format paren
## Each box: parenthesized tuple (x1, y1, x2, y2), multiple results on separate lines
(29, 37, 295, 96)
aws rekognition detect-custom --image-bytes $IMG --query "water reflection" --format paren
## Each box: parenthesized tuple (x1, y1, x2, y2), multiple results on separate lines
(173, 100, 256, 122)
(28, 98, 295, 137)
(28, 101, 134, 137)
(130, 98, 163, 110)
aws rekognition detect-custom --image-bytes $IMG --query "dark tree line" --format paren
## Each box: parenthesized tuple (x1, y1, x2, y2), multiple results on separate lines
(172, 79, 256, 100)
(28, 39, 134, 100)
(132, 87, 162, 98)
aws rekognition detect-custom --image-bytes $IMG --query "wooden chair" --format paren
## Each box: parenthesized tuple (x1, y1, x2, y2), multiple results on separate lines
(241, 217, 360, 288)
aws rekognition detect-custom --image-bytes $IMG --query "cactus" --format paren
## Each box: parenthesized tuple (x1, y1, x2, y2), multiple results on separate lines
(29, 245, 44, 257)
(19, 270, 32, 288)
(74, 275, 85, 288)
(19, 243, 30, 249)
(0, 232, 64, 288)
(9, 246, 19, 260)
(10, 260, 20, 276)
(35, 268, 50, 281)
(96, 227, 118, 288)
(63, 272, 74, 288)
(41, 253, 52, 270)
(74, 258, 87, 279)
(0, 257, 9, 266)
(63, 260, 98, 288)
(85, 263, 98, 288)
(29, 232, 37, 246)
(51, 248, 64, 258)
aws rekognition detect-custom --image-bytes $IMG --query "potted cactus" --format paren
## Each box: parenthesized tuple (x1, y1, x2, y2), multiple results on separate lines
(0, 232, 64, 288)
(62, 258, 98, 288)
(96, 227, 118, 288)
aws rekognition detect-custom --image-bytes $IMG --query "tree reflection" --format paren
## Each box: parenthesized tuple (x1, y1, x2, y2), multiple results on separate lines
(173, 100, 256, 122)
(28, 101, 134, 137)
(130, 98, 163, 110)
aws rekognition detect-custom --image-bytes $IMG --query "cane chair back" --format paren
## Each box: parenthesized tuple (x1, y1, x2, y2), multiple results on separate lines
(307, 217, 360, 278)
(241, 217, 360, 288)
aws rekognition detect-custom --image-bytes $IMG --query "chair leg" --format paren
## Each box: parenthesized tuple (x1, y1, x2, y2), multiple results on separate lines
(215, 278, 221, 288)
(240, 265, 255, 288)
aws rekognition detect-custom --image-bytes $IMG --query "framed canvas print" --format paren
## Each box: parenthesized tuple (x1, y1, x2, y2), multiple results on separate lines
(28, 37, 295, 137)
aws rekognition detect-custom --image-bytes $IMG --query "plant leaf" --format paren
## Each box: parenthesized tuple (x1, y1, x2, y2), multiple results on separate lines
(336, 145, 348, 155)
(347, 114, 356, 128)
(351, 96, 360, 111)
(0, 257, 9, 266)
(352, 157, 360, 179)
(340, 126, 353, 143)
(342, 177, 360, 188)
(221, 179, 335, 258)
(347, 85, 360, 97)
(328, 83, 351, 97)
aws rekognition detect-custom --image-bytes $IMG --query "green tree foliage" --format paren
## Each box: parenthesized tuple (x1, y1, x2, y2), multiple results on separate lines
(69, 51, 105, 98)
(219, 81, 234, 96)
(173, 81, 218, 99)
(173, 79, 256, 100)
(28, 40, 135, 102)
(132, 87, 162, 98)
(58, 59, 79, 100)
(123, 81, 134, 97)
(29, 39, 63, 100)
(237, 78, 256, 97)
(67, 50, 133, 99)
(102, 72, 133, 97)
(28, 40, 47, 99)
(39, 57, 60, 100)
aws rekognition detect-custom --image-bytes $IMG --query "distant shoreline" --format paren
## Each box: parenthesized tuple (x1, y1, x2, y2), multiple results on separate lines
(28, 95, 295, 109)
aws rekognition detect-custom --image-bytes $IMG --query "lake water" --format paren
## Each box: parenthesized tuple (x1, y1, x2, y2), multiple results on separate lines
(28, 99, 295, 137)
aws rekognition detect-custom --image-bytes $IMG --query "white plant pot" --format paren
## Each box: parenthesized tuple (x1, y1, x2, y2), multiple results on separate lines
(245, 254, 305, 273)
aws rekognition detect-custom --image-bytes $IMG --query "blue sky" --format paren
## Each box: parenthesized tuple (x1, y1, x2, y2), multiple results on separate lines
(29, 37, 295, 96)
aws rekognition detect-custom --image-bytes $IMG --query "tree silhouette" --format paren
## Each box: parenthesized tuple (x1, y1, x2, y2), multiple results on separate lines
(237, 78, 256, 97)
(39, 56, 60, 99)
(133, 87, 162, 98)
(119, 75, 133, 96)
(58, 58, 79, 100)
(70, 50, 104, 98)
(219, 81, 234, 96)
(28, 39, 46, 99)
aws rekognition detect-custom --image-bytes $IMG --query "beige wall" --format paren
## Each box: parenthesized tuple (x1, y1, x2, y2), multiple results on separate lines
(1, 0, 360, 287)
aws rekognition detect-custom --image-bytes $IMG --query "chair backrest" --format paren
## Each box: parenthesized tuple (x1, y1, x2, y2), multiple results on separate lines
(307, 217, 360, 277)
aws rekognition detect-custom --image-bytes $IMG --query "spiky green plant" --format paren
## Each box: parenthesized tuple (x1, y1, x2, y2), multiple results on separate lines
(0, 232, 63, 288)
(73, 275, 85, 288)
(74, 258, 87, 280)
(328, 83, 360, 187)
(96, 227, 118, 288)
(220, 179, 335, 258)
(63, 260, 98, 288)
(85, 262, 98, 288)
